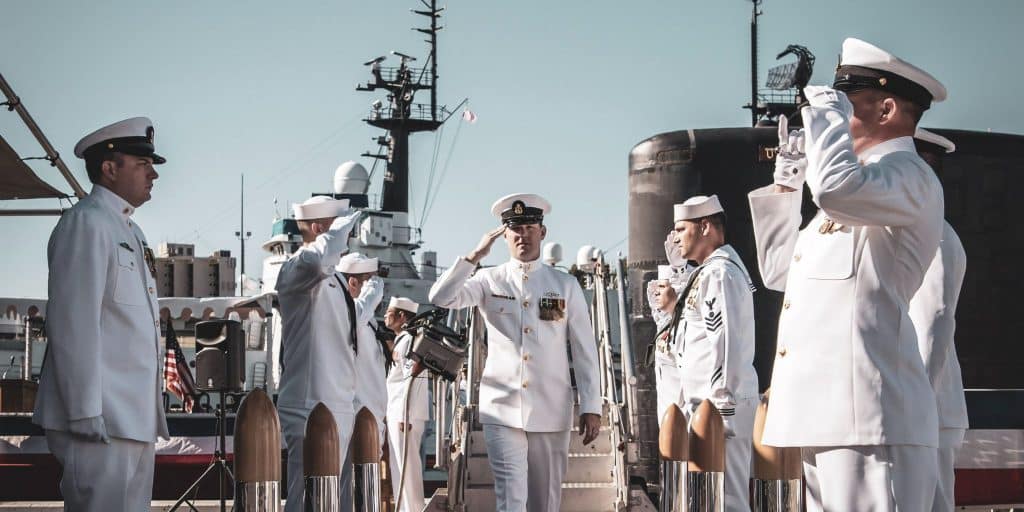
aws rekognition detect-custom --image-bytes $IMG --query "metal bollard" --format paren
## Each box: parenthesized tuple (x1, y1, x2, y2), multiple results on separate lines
(351, 407, 382, 512)
(659, 404, 689, 511)
(234, 388, 282, 512)
(751, 391, 803, 512)
(688, 399, 725, 512)
(304, 403, 341, 511)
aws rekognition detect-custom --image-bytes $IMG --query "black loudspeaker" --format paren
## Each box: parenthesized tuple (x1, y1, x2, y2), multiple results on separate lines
(194, 319, 245, 392)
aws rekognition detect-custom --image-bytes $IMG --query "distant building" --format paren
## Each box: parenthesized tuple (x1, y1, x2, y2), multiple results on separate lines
(155, 243, 236, 297)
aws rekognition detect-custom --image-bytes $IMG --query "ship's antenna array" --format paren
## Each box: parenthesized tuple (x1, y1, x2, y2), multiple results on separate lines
(357, 0, 447, 214)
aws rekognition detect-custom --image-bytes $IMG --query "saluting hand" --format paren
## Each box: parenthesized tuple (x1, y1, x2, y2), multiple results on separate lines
(466, 225, 506, 264)
(579, 413, 601, 445)
(773, 114, 807, 192)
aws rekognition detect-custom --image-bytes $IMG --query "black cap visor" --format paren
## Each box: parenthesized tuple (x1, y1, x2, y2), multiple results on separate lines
(83, 137, 166, 164)
(833, 65, 933, 110)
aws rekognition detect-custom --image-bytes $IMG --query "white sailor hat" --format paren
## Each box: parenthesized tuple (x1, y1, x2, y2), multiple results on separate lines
(833, 37, 946, 110)
(914, 128, 956, 154)
(673, 194, 724, 222)
(338, 252, 378, 274)
(490, 193, 551, 226)
(73, 116, 166, 164)
(292, 196, 350, 220)
(388, 296, 419, 314)
(657, 265, 674, 280)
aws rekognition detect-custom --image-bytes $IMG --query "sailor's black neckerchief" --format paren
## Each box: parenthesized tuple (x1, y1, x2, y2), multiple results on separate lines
(334, 274, 359, 354)
(664, 255, 755, 351)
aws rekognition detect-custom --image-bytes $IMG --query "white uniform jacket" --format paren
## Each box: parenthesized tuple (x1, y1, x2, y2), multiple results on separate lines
(34, 185, 169, 442)
(429, 257, 601, 431)
(353, 278, 387, 429)
(275, 225, 357, 416)
(386, 332, 430, 423)
(749, 90, 943, 448)
(909, 222, 969, 433)
(673, 245, 759, 419)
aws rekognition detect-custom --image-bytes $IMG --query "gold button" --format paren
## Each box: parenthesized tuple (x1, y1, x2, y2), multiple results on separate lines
(783, 300, 791, 310)
(793, 254, 801, 262)
(524, 327, 532, 334)
(523, 300, 530, 308)
(523, 274, 529, 281)
(523, 353, 530, 361)
(778, 348, 787, 357)
(522, 381, 529, 388)
(148, 287, 154, 294)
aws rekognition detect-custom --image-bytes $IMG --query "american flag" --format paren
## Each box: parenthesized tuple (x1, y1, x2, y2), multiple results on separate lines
(163, 321, 197, 413)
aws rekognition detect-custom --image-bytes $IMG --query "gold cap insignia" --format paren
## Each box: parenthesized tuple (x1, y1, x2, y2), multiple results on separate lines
(879, 77, 888, 86)
(513, 202, 524, 215)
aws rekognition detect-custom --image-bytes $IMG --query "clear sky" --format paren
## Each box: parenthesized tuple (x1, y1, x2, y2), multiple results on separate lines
(1, 0, 1021, 297)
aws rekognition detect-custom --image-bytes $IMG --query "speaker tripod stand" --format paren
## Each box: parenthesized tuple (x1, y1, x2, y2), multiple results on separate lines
(169, 390, 234, 512)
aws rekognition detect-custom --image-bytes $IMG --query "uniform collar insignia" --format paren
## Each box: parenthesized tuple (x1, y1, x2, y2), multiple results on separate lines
(510, 256, 543, 274)
(91, 184, 135, 218)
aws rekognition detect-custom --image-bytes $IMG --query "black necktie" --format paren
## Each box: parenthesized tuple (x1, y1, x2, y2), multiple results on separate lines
(335, 275, 358, 354)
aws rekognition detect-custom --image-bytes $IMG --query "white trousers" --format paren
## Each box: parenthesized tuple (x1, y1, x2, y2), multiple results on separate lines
(45, 429, 155, 512)
(802, 444, 938, 512)
(934, 428, 965, 512)
(482, 424, 570, 512)
(280, 407, 355, 512)
(721, 398, 757, 512)
(386, 419, 425, 512)
(654, 359, 680, 424)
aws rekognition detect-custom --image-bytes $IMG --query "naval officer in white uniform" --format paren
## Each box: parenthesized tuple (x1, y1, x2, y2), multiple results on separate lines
(749, 38, 947, 510)
(33, 117, 170, 511)
(912, 129, 969, 512)
(276, 196, 361, 512)
(429, 193, 602, 512)
(669, 195, 758, 512)
(384, 296, 429, 512)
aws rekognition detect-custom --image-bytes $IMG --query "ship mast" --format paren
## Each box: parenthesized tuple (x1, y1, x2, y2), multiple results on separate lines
(357, 0, 445, 213)
(744, 0, 764, 127)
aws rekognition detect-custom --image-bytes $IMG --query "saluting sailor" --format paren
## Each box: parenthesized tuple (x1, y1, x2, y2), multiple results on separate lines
(33, 117, 169, 511)
(383, 296, 428, 512)
(340, 252, 386, 438)
(669, 195, 758, 512)
(428, 193, 602, 512)
(912, 129, 969, 512)
(275, 196, 361, 512)
(749, 38, 947, 511)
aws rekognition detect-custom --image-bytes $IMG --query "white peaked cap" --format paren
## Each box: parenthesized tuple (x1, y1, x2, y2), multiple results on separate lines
(337, 252, 378, 274)
(673, 194, 724, 221)
(292, 196, 350, 220)
(388, 296, 419, 314)
(73, 116, 165, 164)
(657, 265, 673, 280)
(490, 193, 552, 217)
(914, 128, 956, 154)
(838, 37, 946, 104)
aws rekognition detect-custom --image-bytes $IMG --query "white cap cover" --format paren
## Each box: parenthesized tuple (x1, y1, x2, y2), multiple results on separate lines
(292, 196, 350, 220)
(337, 252, 378, 274)
(673, 194, 724, 222)
(388, 296, 419, 314)
(914, 128, 956, 154)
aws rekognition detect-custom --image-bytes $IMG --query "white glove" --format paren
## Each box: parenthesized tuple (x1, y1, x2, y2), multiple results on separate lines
(664, 232, 685, 268)
(329, 210, 362, 238)
(803, 85, 854, 117)
(774, 114, 807, 190)
(69, 416, 110, 444)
